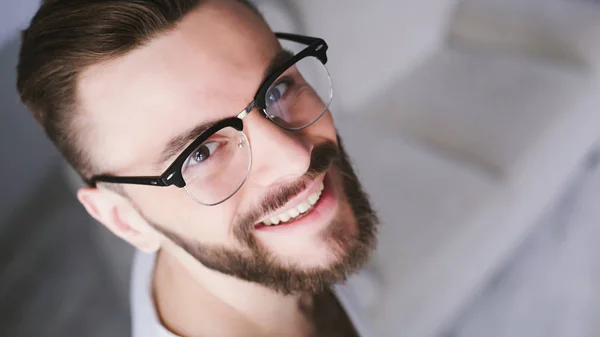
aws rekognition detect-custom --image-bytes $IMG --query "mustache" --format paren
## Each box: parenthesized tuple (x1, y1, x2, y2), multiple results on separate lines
(235, 140, 339, 233)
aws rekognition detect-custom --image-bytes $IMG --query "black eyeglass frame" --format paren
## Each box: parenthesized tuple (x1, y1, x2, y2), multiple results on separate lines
(88, 33, 329, 190)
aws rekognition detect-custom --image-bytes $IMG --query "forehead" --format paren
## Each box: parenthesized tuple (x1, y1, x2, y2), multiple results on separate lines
(78, 0, 278, 174)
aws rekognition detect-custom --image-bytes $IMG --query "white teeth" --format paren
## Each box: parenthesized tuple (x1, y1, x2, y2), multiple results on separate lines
(279, 213, 291, 222)
(308, 191, 320, 205)
(260, 181, 325, 227)
(288, 208, 300, 218)
(297, 201, 311, 213)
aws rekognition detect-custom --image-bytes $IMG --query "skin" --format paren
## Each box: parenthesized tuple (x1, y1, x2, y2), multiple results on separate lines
(75, 1, 375, 336)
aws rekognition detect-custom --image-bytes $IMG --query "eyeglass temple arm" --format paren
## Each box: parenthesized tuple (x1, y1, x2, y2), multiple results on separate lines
(87, 175, 168, 188)
(274, 33, 326, 47)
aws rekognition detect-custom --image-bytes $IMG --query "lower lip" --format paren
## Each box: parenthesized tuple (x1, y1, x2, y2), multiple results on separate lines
(254, 173, 337, 233)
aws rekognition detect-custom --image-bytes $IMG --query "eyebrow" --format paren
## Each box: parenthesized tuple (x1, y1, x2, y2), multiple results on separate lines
(263, 49, 295, 81)
(157, 119, 221, 166)
(157, 49, 296, 167)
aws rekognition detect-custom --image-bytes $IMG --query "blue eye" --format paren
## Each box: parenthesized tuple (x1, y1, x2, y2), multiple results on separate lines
(187, 141, 219, 167)
(265, 81, 289, 106)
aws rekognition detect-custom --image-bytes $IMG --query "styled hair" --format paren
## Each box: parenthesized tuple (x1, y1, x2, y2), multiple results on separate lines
(17, 0, 261, 177)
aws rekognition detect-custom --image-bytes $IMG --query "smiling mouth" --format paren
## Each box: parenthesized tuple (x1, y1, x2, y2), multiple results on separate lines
(256, 182, 325, 227)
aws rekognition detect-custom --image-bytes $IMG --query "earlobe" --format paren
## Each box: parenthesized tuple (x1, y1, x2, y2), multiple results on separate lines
(77, 187, 161, 253)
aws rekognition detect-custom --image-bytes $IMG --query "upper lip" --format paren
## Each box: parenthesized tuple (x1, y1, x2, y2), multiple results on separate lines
(255, 174, 326, 225)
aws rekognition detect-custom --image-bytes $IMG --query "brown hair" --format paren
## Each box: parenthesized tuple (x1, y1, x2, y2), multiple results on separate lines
(17, 0, 261, 177)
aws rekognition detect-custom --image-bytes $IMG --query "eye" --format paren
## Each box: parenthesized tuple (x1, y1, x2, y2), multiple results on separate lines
(188, 141, 219, 167)
(265, 80, 290, 106)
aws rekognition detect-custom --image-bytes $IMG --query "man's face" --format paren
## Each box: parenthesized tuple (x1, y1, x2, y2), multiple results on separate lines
(78, 0, 377, 294)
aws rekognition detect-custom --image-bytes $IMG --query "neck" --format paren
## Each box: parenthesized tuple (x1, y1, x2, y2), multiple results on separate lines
(153, 248, 313, 337)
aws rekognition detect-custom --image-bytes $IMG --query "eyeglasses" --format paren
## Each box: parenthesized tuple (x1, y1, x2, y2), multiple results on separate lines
(89, 33, 333, 206)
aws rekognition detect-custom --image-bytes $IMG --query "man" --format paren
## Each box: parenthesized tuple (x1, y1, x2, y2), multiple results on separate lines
(17, 0, 379, 336)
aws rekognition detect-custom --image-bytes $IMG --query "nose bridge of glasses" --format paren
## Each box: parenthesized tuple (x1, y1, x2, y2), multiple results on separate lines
(236, 101, 256, 120)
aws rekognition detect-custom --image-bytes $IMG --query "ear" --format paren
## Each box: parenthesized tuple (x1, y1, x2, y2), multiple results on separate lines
(77, 187, 162, 253)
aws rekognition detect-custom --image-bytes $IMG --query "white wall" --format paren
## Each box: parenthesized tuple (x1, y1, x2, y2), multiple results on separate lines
(289, 0, 459, 116)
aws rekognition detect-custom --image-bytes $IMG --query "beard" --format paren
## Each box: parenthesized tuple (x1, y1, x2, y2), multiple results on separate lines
(154, 134, 379, 295)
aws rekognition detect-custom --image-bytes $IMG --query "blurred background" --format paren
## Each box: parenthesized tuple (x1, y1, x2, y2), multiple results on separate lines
(3, 0, 600, 336)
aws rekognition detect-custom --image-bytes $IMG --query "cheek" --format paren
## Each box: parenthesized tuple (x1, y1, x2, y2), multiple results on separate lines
(125, 185, 241, 246)
(309, 110, 337, 141)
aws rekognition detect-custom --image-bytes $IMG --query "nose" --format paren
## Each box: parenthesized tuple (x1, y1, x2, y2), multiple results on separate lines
(244, 111, 312, 188)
